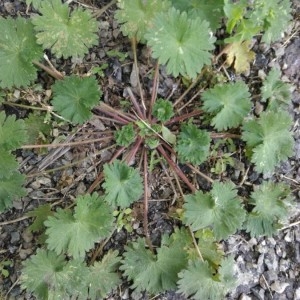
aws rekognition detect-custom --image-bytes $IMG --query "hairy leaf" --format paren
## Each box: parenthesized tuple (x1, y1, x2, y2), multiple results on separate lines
(103, 160, 143, 208)
(177, 256, 236, 300)
(0, 171, 27, 212)
(45, 193, 114, 259)
(25, 113, 51, 144)
(171, 0, 224, 31)
(242, 111, 294, 174)
(153, 99, 174, 122)
(32, 0, 98, 58)
(0, 150, 18, 179)
(145, 7, 215, 78)
(51, 75, 101, 124)
(115, 123, 136, 147)
(120, 229, 190, 293)
(245, 182, 293, 237)
(183, 181, 246, 240)
(261, 68, 292, 110)
(88, 251, 121, 299)
(223, 41, 255, 74)
(202, 81, 251, 131)
(115, 0, 171, 42)
(0, 17, 43, 88)
(0, 112, 28, 151)
(176, 123, 211, 165)
(27, 204, 53, 233)
(224, 0, 248, 34)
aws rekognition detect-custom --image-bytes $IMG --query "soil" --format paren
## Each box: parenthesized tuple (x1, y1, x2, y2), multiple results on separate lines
(0, 1, 300, 300)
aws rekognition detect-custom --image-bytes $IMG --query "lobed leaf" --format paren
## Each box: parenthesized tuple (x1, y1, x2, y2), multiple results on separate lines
(176, 123, 211, 165)
(45, 193, 114, 259)
(261, 68, 292, 110)
(103, 160, 143, 208)
(145, 7, 215, 78)
(32, 0, 99, 58)
(153, 99, 174, 123)
(245, 181, 293, 237)
(0, 150, 18, 179)
(242, 110, 294, 174)
(115, 123, 136, 147)
(0, 112, 28, 151)
(177, 256, 236, 300)
(120, 229, 191, 294)
(0, 17, 43, 88)
(51, 75, 101, 124)
(115, 0, 171, 42)
(183, 181, 246, 240)
(202, 81, 251, 131)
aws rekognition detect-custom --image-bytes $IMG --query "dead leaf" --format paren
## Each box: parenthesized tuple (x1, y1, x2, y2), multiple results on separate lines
(223, 40, 255, 74)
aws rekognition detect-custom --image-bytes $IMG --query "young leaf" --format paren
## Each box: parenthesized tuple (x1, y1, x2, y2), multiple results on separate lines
(103, 160, 143, 208)
(115, 0, 171, 42)
(145, 7, 216, 78)
(27, 204, 53, 233)
(0, 172, 27, 212)
(242, 111, 294, 174)
(32, 0, 98, 58)
(25, 113, 51, 144)
(253, 0, 292, 44)
(261, 68, 292, 110)
(88, 250, 121, 299)
(183, 181, 246, 240)
(120, 228, 191, 294)
(245, 181, 292, 237)
(224, 0, 248, 34)
(115, 123, 136, 147)
(202, 81, 251, 131)
(45, 193, 114, 259)
(0, 17, 43, 88)
(0, 112, 28, 151)
(51, 75, 101, 124)
(177, 256, 236, 300)
(222, 41, 255, 74)
(176, 123, 211, 165)
(153, 99, 174, 122)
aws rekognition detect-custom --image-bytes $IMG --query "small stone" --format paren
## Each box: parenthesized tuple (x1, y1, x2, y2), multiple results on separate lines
(264, 249, 278, 271)
(279, 258, 290, 272)
(294, 287, 300, 300)
(21, 230, 33, 243)
(10, 232, 20, 244)
(19, 248, 33, 259)
(270, 281, 289, 294)
(239, 294, 252, 300)
(284, 232, 293, 242)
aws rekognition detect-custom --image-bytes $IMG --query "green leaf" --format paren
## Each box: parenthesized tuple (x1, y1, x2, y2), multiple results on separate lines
(183, 181, 246, 240)
(21, 249, 91, 300)
(253, 0, 292, 44)
(177, 256, 236, 300)
(51, 75, 101, 124)
(261, 68, 292, 111)
(26, 0, 51, 9)
(202, 81, 252, 131)
(27, 204, 54, 233)
(161, 125, 176, 145)
(245, 181, 293, 237)
(45, 193, 114, 259)
(25, 113, 51, 144)
(32, 0, 98, 58)
(224, 0, 248, 34)
(115, 0, 171, 42)
(0, 112, 28, 151)
(171, 0, 224, 31)
(0, 150, 18, 179)
(115, 123, 136, 147)
(153, 99, 174, 122)
(88, 251, 121, 299)
(176, 123, 211, 165)
(0, 171, 27, 212)
(0, 17, 43, 88)
(145, 7, 215, 78)
(120, 228, 191, 293)
(103, 161, 143, 208)
(242, 110, 294, 174)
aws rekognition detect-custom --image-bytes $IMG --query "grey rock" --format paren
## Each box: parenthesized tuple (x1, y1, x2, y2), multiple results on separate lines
(264, 249, 279, 271)
(270, 281, 289, 294)
(10, 232, 20, 244)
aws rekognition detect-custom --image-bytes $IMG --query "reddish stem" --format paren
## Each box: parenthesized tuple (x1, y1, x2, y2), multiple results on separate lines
(165, 109, 203, 126)
(127, 87, 146, 119)
(157, 145, 196, 193)
(148, 62, 160, 121)
(124, 136, 143, 165)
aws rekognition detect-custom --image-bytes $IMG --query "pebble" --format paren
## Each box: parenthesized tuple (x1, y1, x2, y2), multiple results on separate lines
(10, 232, 20, 244)
(294, 288, 300, 300)
(270, 281, 289, 294)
